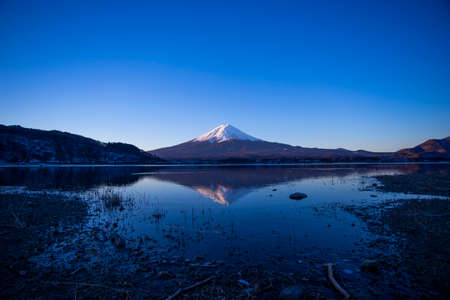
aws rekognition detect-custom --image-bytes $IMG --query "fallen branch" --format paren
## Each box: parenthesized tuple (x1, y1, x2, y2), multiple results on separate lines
(166, 276, 214, 300)
(70, 267, 83, 275)
(325, 263, 350, 299)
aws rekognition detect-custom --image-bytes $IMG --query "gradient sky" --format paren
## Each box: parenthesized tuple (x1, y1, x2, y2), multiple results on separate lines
(1, 0, 449, 152)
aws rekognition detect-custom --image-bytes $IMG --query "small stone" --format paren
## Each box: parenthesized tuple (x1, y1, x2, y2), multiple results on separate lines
(289, 193, 308, 200)
(361, 260, 379, 273)
(279, 285, 304, 300)
(157, 271, 174, 279)
(238, 279, 250, 286)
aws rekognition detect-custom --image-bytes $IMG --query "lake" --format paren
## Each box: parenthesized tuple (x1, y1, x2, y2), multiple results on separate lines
(1, 163, 449, 298)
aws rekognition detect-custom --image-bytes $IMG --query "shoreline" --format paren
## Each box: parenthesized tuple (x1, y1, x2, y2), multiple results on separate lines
(1, 161, 450, 168)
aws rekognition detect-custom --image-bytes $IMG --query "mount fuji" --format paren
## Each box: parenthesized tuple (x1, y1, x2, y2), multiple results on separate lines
(149, 124, 390, 162)
(193, 124, 261, 143)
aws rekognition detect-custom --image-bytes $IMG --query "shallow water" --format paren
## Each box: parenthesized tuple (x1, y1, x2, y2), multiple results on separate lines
(1, 163, 448, 273)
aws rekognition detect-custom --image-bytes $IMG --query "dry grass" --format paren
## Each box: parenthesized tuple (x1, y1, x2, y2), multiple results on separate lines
(98, 189, 131, 210)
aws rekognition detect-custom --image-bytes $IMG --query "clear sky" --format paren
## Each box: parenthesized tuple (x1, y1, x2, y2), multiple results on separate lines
(1, 0, 449, 152)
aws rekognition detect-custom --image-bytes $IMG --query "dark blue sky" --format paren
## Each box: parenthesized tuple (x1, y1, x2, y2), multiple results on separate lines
(1, 0, 449, 151)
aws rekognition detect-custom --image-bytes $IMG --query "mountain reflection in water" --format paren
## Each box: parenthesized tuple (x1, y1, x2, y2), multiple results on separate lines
(129, 164, 447, 204)
(1, 163, 448, 205)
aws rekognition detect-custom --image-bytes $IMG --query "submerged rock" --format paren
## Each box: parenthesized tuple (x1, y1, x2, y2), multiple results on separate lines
(289, 193, 308, 200)
(279, 285, 304, 299)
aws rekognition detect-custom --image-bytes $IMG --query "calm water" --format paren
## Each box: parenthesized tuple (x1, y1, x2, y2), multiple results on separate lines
(1, 163, 449, 273)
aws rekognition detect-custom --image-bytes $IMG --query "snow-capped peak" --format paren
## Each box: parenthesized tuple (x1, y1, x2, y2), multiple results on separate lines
(193, 124, 261, 143)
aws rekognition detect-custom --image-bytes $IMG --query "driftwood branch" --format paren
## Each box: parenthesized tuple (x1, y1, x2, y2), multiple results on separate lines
(325, 263, 350, 299)
(166, 276, 214, 300)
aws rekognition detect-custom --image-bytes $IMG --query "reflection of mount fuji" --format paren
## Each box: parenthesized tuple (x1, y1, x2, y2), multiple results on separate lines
(140, 165, 428, 205)
(146, 166, 335, 205)
(193, 185, 252, 205)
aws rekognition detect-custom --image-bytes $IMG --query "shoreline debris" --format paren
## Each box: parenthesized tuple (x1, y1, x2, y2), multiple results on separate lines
(165, 276, 214, 300)
(325, 263, 350, 299)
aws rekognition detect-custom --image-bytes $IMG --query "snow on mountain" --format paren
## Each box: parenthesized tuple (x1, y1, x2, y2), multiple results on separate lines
(193, 124, 261, 143)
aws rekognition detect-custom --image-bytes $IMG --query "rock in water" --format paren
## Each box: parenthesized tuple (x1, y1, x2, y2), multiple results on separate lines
(279, 285, 304, 299)
(289, 193, 308, 200)
(361, 259, 379, 273)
